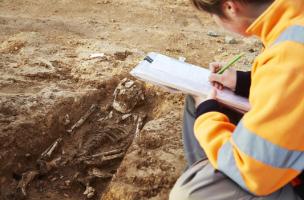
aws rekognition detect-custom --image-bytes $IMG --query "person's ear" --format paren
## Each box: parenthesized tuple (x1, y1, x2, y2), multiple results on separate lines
(221, 0, 238, 19)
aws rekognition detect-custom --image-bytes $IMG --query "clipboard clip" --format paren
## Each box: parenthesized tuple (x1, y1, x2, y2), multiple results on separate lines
(144, 56, 153, 63)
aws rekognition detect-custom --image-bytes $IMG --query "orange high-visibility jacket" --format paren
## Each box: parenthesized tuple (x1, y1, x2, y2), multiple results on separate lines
(194, 0, 304, 196)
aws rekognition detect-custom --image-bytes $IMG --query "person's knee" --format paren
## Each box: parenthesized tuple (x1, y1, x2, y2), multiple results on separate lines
(169, 182, 191, 200)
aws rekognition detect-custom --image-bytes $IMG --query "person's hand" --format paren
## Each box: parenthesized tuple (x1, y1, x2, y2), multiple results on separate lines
(193, 88, 217, 108)
(208, 62, 237, 91)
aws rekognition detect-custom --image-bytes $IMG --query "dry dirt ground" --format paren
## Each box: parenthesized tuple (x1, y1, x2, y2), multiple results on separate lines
(0, 0, 261, 199)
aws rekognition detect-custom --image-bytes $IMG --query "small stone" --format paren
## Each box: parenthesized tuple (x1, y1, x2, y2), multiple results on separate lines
(225, 36, 237, 44)
(242, 38, 263, 47)
(207, 31, 219, 37)
(217, 47, 225, 53)
(114, 51, 132, 61)
(248, 48, 255, 53)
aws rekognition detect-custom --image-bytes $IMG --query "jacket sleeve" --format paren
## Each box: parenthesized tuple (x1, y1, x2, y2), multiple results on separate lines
(194, 48, 304, 196)
(235, 71, 251, 98)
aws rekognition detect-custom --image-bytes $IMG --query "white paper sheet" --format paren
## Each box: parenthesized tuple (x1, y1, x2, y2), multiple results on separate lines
(131, 52, 250, 112)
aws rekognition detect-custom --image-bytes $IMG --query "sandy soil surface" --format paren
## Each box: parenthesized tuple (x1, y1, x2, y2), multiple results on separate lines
(0, 0, 261, 199)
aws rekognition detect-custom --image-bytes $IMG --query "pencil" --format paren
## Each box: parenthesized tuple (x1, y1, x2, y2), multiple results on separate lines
(217, 52, 245, 74)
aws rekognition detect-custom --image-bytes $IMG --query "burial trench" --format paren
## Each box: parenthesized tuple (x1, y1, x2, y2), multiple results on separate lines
(0, 76, 158, 200)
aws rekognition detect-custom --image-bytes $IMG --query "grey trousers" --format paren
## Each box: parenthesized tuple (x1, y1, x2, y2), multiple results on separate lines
(169, 96, 301, 200)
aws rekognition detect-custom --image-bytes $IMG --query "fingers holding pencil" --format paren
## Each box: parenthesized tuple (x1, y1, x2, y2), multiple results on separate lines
(209, 62, 237, 91)
(209, 62, 224, 73)
(208, 53, 244, 91)
(208, 62, 225, 90)
(209, 67, 237, 91)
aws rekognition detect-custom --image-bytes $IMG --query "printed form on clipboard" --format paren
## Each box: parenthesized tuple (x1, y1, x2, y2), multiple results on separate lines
(130, 52, 250, 113)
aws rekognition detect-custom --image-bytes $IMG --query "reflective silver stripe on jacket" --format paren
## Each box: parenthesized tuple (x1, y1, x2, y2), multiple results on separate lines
(272, 25, 304, 46)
